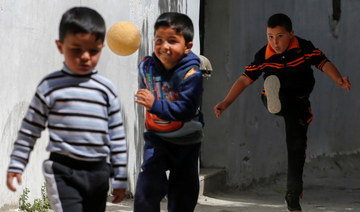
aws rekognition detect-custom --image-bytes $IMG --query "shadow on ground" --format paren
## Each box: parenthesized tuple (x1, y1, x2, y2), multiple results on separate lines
(105, 153, 360, 212)
(3, 154, 358, 211)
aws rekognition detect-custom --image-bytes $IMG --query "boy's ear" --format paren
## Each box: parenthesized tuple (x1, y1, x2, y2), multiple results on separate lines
(55, 40, 63, 54)
(290, 30, 294, 37)
(184, 41, 193, 54)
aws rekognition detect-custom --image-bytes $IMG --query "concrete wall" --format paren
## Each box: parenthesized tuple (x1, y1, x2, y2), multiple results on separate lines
(201, 0, 360, 187)
(0, 0, 199, 208)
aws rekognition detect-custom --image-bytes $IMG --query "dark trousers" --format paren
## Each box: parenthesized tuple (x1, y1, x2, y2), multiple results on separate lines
(43, 153, 111, 212)
(263, 94, 313, 196)
(134, 132, 201, 212)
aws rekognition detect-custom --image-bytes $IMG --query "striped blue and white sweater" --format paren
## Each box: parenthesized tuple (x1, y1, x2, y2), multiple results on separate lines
(8, 65, 127, 188)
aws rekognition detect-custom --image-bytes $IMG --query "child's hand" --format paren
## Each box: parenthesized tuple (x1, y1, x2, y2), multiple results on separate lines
(6, 172, 22, 192)
(135, 89, 155, 110)
(214, 101, 230, 118)
(338, 76, 351, 92)
(112, 188, 126, 203)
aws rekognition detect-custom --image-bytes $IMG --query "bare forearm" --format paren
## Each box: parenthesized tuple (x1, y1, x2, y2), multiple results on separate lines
(322, 62, 343, 84)
(222, 75, 252, 105)
(214, 75, 252, 117)
(322, 62, 351, 91)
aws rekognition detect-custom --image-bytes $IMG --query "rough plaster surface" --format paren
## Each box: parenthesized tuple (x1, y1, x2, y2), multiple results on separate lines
(0, 0, 199, 208)
(201, 0, 360, 187)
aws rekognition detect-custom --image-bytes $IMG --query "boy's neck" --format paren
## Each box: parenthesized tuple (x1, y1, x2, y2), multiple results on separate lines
(63, 63, 96, 75)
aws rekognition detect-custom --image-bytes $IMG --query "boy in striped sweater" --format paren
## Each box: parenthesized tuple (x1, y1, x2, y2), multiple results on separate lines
(6, 7, 127, 212)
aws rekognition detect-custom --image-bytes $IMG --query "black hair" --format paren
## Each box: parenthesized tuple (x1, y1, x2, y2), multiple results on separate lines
(154, 12, 194, 43)
(59, 7, 106, 42)
(267, 13, 293, 32)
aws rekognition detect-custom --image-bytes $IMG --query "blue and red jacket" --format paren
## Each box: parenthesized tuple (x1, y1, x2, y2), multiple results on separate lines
(139, 51, 203, 144)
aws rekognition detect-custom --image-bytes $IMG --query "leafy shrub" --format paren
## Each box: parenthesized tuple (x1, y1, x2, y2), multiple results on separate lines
(18, 184, 51, 212)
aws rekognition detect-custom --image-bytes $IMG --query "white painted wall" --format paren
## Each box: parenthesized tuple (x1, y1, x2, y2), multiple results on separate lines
(0, 0, 199, 208)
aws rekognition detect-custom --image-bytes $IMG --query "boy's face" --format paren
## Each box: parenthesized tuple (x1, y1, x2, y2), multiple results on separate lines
(267, 26, 294, 54)
(154, 26, 193, 70)
(56, 33, 104, 75)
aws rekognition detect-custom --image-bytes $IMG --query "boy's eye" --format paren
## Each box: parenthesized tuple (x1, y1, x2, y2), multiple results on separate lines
(71, 48, 82, 53)
(155, 39, 163, 45)
(89, 49, 100, 55)
(168, 39, 178, 44)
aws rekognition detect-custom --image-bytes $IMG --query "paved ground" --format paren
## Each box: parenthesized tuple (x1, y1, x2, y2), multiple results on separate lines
(4, 154, 360, 212)
(105, 154, 360, 212)
(4, 172, 360, 212)
(105, 172, 360, 212)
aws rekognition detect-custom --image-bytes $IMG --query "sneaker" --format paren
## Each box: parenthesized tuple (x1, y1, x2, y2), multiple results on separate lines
(264, 75, 281, 114)
(285, 193, 302, 212)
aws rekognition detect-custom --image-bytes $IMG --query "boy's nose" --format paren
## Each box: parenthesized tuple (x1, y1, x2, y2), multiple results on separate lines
(275, 38, 281, 45)
(81, 51, 90, 60)
(163, 42, 170, 49)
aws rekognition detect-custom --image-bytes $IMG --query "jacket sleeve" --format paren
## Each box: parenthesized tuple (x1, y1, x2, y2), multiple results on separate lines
(242, 47, 266, 82)
(149, 70, 203, 122)
(303, 40, 330, 71)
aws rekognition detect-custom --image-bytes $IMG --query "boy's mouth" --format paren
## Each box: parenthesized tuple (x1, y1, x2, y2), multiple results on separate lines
(160, 49, 171, 55)
(79, 63, 91, 68)
(274, 47, 283, 53)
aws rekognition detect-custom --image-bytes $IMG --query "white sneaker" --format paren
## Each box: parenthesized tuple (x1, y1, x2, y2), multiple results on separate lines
(264, 75, 281, 114)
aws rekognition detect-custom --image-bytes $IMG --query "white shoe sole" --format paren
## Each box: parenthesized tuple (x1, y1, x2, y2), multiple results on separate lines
(264, 75, 281, 114)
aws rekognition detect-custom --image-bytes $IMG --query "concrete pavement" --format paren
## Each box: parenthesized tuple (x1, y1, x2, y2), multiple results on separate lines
(3, 155, 360, 212)
(105, 154, 360, 212)
(105, 171, 360, 212)
(3, 169, 359, 211)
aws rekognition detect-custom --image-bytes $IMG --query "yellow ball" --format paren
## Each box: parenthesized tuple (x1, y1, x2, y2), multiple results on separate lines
(106, 21, 141, 56)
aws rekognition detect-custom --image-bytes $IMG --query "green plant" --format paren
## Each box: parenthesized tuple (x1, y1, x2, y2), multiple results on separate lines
(19, 188, 32, 211)
(18, 184, 51, 212)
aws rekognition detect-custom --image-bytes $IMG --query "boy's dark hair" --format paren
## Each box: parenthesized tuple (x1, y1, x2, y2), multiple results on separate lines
(154, 12, 194, 43)
(59, 7, 106, 42)
(267, 13, 293, 32)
